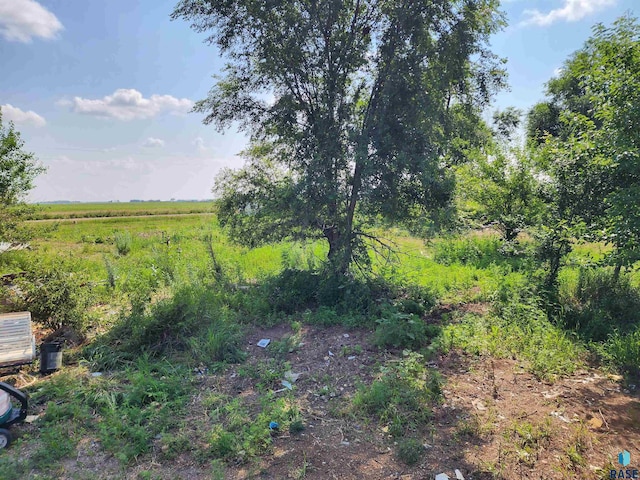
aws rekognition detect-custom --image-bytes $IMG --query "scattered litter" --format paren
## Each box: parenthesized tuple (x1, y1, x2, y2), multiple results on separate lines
(455, 469, 465, 480)
(587, 416, 603, 429)
(328, 351, 334, 356)
(550, 411, 571, 423)
(343, 334, 350, 338)
(282, 380, 293, 390)
(542, 391, 560, 399)
(257, 338, 271, 348)
(348, 356, 356, 360)
(471, 399, 487, 411)
(284, 371, 301, 383)
(435, 474, 450, 480)
(340, 441, 350, 446)
(24, 415, 40, 423)
(91, 372, 103, 377)
(423, 443, 432, 449)
(269, 421, 279, 431)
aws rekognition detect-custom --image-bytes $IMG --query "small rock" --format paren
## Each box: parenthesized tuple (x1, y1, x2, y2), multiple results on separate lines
(24, 415, 40, 423)
(471, 399, 487, 411)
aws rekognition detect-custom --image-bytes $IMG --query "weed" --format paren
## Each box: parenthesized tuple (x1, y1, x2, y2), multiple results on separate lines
(564, 424, 594, 470)
(559, 268, 640, 342)
(443, 279, 586, 381)
(289, 452, 311, 479)
(396, 437, 424, 466)
(353, 352, 441, 438)
(114, 231, 133, 255)
(16, 260, 94, 332)
(506, 419, 553, 468)
(374, 307, 439, 350)
(103, 254, 117, 288)
(289, 419, 305, 434)
(269, 334, 301, 359)
(208, 425, 237, 459)
(597, 326, 640, 377)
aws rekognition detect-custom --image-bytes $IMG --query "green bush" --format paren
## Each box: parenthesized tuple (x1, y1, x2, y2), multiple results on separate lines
(263, 268, 390, 317)
(114, 231, 133, 256)
(597, 327, 640, 377)
(444, 279, 586, 381)
(559, 268, 640, 342)
(86, 284, 245, 368)
(374, 308, 440, 350)
(16, 263, 93, 332)
(396, 438, 424, 466)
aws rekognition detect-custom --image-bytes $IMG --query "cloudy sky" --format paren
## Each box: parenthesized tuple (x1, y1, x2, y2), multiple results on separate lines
(0, 0, 637, 202)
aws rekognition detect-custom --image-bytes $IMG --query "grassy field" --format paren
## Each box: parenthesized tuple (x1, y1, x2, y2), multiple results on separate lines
(28, 201, 215, 220)
(0, 204, 638, 479)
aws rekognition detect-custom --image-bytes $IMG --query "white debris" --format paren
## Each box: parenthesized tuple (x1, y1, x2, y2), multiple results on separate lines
(257, 338, 270, 348)
(284, 371, 301, 383)
(455, 469, 465, 480)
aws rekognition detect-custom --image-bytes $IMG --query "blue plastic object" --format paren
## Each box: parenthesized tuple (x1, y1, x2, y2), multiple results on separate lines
(269, 421, 279, 430)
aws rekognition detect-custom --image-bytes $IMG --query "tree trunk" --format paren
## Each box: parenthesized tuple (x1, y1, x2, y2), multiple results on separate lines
(323, 226, 341, 261)
(613, 262, 622, 283)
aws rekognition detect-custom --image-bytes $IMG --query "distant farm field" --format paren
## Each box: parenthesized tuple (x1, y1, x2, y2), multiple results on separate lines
(28, 201, 215, 220)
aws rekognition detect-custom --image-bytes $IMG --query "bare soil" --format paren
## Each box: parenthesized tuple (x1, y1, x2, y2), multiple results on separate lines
(3, 321, 639, 480)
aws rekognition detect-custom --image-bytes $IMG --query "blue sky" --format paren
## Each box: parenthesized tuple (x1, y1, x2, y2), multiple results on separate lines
(0, 0, 637, 202)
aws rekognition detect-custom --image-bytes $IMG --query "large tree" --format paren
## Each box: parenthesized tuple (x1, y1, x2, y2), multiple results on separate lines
(173, 0, 506, 273)
(0, 108, 45, 243)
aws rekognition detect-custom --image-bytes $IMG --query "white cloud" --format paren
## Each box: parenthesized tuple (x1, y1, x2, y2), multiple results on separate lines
(0, 0, 63, 43)
(1, 103, 46, 127)
(66, 89, 193, 121)
(521, 0, 617, 27)
(142, 137, 165, 148)
(193, 137, 206, 152)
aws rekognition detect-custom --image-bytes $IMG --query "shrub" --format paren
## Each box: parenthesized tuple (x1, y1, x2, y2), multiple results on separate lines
(597, 327, 640, 378)
(86, 284, 245, 368)
(114, 231, 133, 255)
(16, 263, 93, 332)
(559, 268, 640, 342)
(374, 308, 439, 350)
(443, 279, 586, 381)
(396, 438, 424, 466)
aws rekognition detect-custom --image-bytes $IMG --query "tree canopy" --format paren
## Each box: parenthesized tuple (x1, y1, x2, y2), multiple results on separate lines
(0, 108, 45, 243)
(173, 0, 506, 272)
(527, 15, 640, 282)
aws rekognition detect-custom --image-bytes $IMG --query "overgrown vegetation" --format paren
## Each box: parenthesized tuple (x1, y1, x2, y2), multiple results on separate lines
(1, 9, 640, 479)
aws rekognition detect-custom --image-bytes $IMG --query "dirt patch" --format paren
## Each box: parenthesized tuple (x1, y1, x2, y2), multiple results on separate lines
(1, 324, 638, 479)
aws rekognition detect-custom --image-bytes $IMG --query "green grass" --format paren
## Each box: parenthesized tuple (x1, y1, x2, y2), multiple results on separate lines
(3, 213, 640, 476)
(353, 351, 441, 437)
(29, 200, 214, 220)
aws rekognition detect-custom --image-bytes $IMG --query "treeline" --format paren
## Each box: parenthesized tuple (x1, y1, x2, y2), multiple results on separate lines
(455, 16, 640, 290)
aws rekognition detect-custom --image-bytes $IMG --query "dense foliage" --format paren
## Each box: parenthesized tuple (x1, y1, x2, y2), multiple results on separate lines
(0, 109, 45, 243)
(173, 0, 506, 272)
